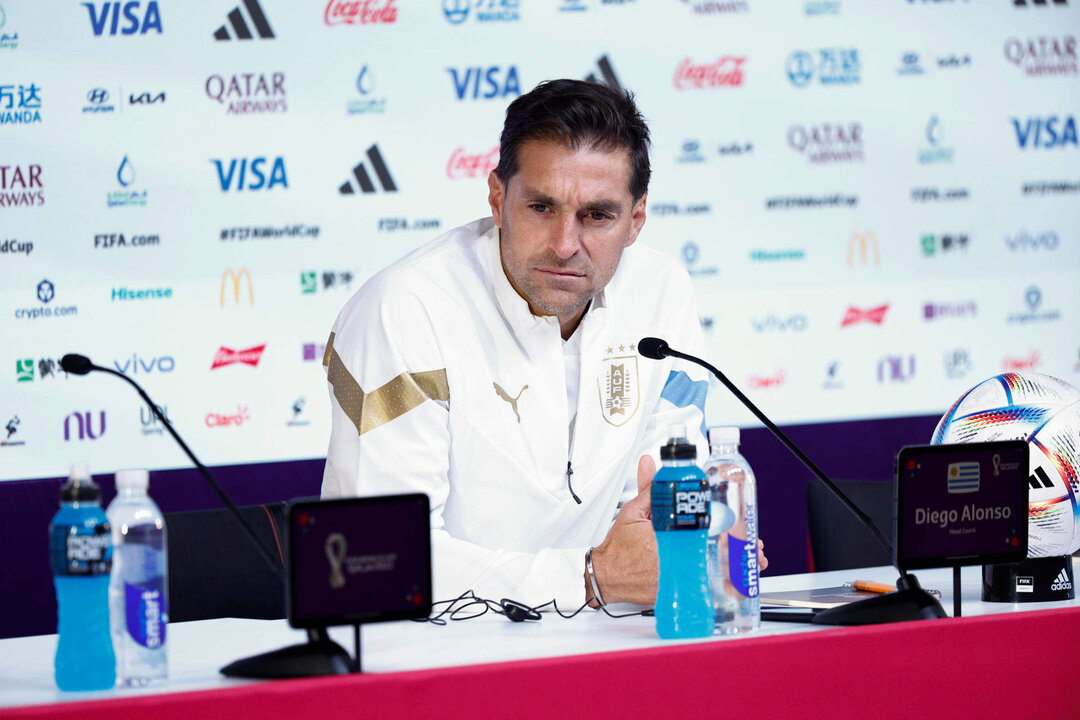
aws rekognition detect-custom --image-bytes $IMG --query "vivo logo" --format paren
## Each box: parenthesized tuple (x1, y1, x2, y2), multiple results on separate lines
(113, 354, 175, 374)
(212, 157, 287, 191)
(1005, 231, 1059, 251)
(63, 411, 106, 441)
(447, 66, 521, 100)
(751, 314, 808, 332)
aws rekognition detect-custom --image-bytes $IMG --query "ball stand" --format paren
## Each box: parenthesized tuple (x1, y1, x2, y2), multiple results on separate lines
(983, 556, 1075, 603)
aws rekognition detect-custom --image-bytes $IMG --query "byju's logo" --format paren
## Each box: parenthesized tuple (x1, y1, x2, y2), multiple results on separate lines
(673, 56, 746, 89)
(0, 82, 41, 125)
(1005, 230, 1058, 251)
(302, 342, 327, 362)
(918, 115, 954, 163)
(447, 145, 499, 180)
(83, 2, 162, 35)
(1, 164, 43, 207)
(877, 355, 915, 384)
(447, 66, 521, 100)
(923, 301, 977, 320)
(921, 233, 969, 256)
(1007, 285, 1061, 323)
(325, 0, 397, 25)
(107, 155, 147, 207)
(680, 241, 718, 277)
(213, 0, 274, 40)
(751, 314, 808, 333)
(786, 48, 860, 87)
(1004, 36, 1078, 76)
(1012, 116, 1078, 149)
(212, 157, 287, 191)
(211, 345, 265, 369)
(584, 55, 623, 92)
(339, 145, 396, 194)
(205, 73, 285, 115)
(442, 0, 520, 24)
(114, 354, 175, 374)
(221, 268, 254, 306)
(64, 411, 106, 441)
(348, 66, 386, 115)
(841, 304, 889, 327)
(788, 123, 863, 163)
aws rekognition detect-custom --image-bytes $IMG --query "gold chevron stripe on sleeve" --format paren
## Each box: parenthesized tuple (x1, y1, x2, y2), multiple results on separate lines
(324, 331, 450, 436)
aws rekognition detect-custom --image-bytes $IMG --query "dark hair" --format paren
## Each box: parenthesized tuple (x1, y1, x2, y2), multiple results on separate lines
(495, 79, 651, 201)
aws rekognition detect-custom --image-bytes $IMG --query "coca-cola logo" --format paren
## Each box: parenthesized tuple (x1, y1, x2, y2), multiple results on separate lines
(673, 56, 745, 90)
(447, 146, 499, 180)
(205, 404, 252, 428)
(325, 0, 397, 25)
(210, 344, 266, 370)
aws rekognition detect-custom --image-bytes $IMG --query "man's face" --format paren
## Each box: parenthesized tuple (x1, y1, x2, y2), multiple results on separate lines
(487, 139, 646, 335)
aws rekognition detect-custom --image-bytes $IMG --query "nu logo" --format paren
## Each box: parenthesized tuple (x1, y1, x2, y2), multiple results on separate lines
(213, 0, 274, 40)
(212, 157, 287, 191)
(340, 145, 397, 194)
(848, 231, 880, 267)
(493, 382, 528, 423)
(84, 1, 163, 35)
(64, 411, 106, 441)
(584, 55, 623, 92)
(221, 268, 254, 306)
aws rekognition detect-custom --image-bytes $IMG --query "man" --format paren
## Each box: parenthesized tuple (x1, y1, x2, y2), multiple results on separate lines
(322, 79, 763, 609)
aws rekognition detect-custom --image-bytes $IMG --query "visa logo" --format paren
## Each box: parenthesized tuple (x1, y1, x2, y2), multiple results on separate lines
(83, 1, 163, 36)
(211, 157, 288, 191)
(1012, 115, 1078, 149)
(447, 66, 521, 100)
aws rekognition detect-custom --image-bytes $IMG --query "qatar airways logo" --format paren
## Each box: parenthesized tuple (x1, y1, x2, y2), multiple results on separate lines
(447, 145, 498, 180)
(210, 344, 265, 370)
(324, 0, 397, 25)
(673, 56, 745, 89)
(205, 404, 251, 428)
(841, 304, 889, 327)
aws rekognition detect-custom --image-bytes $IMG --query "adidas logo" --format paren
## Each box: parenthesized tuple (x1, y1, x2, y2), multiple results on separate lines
(585, 55, 623, 93)
(1050, 568, 1073, 591)
(1028, 466, 1054, 490)
(339, 145, 397, 194)
(214, 0, 274, 40)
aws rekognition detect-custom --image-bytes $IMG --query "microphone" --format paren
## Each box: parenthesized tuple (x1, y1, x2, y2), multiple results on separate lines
(637, 338, 946, 625)
(60, 353, 284, 580)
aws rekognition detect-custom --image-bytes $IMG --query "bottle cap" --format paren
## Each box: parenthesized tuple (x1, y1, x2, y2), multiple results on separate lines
(116, 468, 149, 490)
(660, 425, 697, 460)
(60, 464, 101, 502)
(708, 426, 740, 447)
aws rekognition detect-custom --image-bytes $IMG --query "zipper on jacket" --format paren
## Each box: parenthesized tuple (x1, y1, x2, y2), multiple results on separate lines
(566, 460, 581, 504)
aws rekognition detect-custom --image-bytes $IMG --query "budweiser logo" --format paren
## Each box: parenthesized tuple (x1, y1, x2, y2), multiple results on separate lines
(447, 145, 499, 180)
(325, 0, 397, 25)
(1003, 351, 1040, 372)
(841, 304, 889, 327)
(211, 345, 266, 370)
(674, 56, 746, 89)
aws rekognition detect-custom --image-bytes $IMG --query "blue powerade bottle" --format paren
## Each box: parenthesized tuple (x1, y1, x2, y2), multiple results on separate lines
(651, 426, 713, 639)
(50, 465, 116, 691)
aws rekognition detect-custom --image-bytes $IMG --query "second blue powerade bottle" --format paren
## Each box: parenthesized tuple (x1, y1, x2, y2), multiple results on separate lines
(651, 426, 713, 639)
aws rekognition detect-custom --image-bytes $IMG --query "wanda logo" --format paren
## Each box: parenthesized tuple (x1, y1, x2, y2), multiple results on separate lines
(447, 146, 499, 180)
(674, 57, 746, 89)
(211, 345, 266, 370)
(325, 0, 397, 25)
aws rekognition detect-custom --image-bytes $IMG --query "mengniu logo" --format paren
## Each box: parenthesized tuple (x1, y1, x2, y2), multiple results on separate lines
(108, 155, 147, 207)
(213, 0, 274, 40)
(0, 164, 43, 207)
(0, 82, 41, 125)
(211, 345, 265, 369)
(340, 145, 396, 194)
(83, 2, 162, 35)
(921, 233, 969, 256)
(841, 303, 889, 327)
(206, 73, 285, 115)
(221, 268, 254, 306)
(64, 411, 106, 441)
(442, 0, 520, 25)
(16, 356, 70, 382)
(673, 56, 746, 89)
(206, 404, 251, 428)
(788, 123, 863, 163)
(348, 66, 386, 115)
(325, 0, 397, 25)
(447, 66, 521, 100)
(447, 145, 499, 180)
(786, 48, 860, 87)
(2, 415, 25, 448)
(584, 55, 623, 92)
(1012, 115, 1078, 149)
(1005, 36, 1078, 76)
(848, 231, 879, 267)
(301, 270, 355, 294)
(212, 157, 287, 191)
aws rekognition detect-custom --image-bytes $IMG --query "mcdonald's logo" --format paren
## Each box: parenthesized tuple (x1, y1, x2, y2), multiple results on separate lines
(221, 268, 254, 306)
(847, 231, 880, 267)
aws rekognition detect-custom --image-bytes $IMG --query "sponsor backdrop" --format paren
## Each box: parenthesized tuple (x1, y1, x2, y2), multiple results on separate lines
(2, 2, 1078, 500)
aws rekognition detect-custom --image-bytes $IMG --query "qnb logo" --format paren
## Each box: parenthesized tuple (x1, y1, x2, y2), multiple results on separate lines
(205, 404, 251, 428)
(1005, 230, 1059, 251)
(325, 0, 397, 25)
(1012, 115, 1078, 149)
(841, 304, 889, 327)
(447, 66, 521, 100)
(585, 55, 623, 92)
(750, 314, 808, 333)
(64, 411, 106, 441)
(212, 157, 287, 191)
(340, 145, 396, 194)
(1050, 569, 1073, 592)
(211, 344, 265, 370)
(83, 1, 163, 35)
(673, 56, 746, 89)
(877, 355, 915, 384)
(220, 268, 254, 306)
(213, 0, 274, 40)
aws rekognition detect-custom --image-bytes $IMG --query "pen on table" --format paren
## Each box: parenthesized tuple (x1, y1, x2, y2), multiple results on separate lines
(845, 580, 942, 598)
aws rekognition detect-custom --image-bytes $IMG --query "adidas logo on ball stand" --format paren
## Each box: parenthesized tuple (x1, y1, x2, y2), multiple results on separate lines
(984, 555, 1076, 602)
(1050, 568, 1073, 592)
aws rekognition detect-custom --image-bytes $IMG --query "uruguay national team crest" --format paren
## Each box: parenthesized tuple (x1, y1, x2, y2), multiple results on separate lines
(598, 347, 639, 426)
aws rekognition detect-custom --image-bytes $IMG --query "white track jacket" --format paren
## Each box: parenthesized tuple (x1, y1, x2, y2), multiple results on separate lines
(322, 218, 708, 607)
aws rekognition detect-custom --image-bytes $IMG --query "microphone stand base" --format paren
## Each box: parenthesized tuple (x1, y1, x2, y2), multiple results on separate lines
(811, 573, 947, 626)
(221, 627, 357, 679)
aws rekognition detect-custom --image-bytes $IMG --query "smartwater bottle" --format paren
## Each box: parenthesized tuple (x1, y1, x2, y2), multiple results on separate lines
(651, 425, 713, 639)
(50, 464, 116, 691)
(702, 427, 760, 634)
(108, 469, 168, 685)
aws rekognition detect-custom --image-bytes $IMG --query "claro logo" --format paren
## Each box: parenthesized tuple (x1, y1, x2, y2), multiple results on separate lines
(205, 404, 251, 428)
